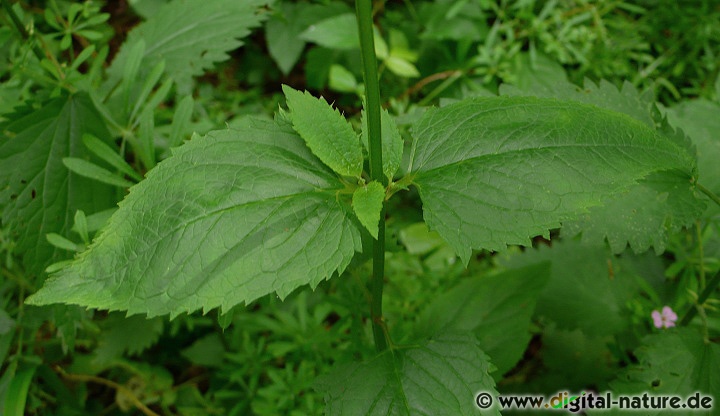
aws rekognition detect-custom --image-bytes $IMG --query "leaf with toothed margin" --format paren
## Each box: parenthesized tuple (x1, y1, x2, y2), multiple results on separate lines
(26, 119, 362, 318)
(409, 96, 695, 264)
(502, 75, 705, 254)
(315, 332, 500, 415)
(0, 93, 115, 275)
(282, 84, 364, 178)
(352, 181, 385, 239)
(593, 328, 720, 416)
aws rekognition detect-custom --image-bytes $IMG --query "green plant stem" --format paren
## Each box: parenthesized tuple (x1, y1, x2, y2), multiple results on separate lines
(680, 269, 720, 326)
(356, 0, 388, 353)
(697, 182, 720, 208)
(1, 0, 45, 61)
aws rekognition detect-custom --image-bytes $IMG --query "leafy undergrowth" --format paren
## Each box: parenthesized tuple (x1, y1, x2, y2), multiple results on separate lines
(1, 0, 720, 415)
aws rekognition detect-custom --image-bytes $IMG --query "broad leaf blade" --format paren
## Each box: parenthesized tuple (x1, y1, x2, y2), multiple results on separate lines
(409, 96, 694, 263)
(665, 99, 720, 195)
(106, 0, 271, 92)
(352, 181, 385, 239)
(316, 332, 500, 415)
(414, 263, 550, 378)
(564, 170, 706, 254)
(26, 119, 362, 317)
(595, 329, 720, 416)
(0, 94, 115, 274)
(502, 75, 705, 253)
(283, 85, 363, 177)
(500, 238, 665, 336)
(299, 13, 359, 50)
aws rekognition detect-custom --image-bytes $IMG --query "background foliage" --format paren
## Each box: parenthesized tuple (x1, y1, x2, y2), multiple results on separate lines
(1, 0, 719, 414)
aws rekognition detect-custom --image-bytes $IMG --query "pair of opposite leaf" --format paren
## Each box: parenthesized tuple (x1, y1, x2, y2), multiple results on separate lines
(282, 85, 402, 239)
(26, 86, 695, 318)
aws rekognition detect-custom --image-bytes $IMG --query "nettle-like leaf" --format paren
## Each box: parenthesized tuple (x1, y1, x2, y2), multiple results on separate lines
(0, 94, 115, 274)
(502, 75, 705, 253)
(665, 98, 720, 196)
(265, 2, 350, 74)
(94, 313, 164, 364)
(316, 332, 500, 415)
(500, 238, 664, 336)
(563, 170, 706, 254)
(409, 96, 695, 263)
(414, 263, 550, 379)
(283, 85, 363, 177)
(106, 0, 272, 91)
(352, 181, 385, 239)
(26, 119, 362, 317)
(594, 328, 720, 416)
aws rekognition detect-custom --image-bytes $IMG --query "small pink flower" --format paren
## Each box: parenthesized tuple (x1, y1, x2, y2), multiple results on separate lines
(652, 306, 678, 329)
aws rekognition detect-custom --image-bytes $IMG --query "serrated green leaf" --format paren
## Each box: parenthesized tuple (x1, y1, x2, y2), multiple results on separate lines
(666, 99, 720, 195)
(563, 170, 706, 254)
(0, 94, 115, 274)
(500, 238, 664, 336)
(26, 119, 361, 318)
(94, 313, 164, 364)
(316, 332, 500, 415)
(266, 2, 349, 74)
(414, 263, 550, 379)
(106, 0, 271, 93)
(361, 107, 403, 181)
(409, 96, 694, 263)
(181, 333, 225, 367)
(282, 85, 363, 177)
(352, 181, 385, 239)
(63, 158, 135, 188)
(541, 327, 616, 390)
(502, 75, 705, 252)
(501, 74, 657, 129)
(300, 13, 358, 50)
(596, 329, 720, 416)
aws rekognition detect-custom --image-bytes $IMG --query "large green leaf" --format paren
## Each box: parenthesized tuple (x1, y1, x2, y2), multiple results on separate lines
(502, 75, 705, 253)
(409, 96, 695, 263)
(564, 170, 705, 254)
(0, 94, 115, 274)
(414, 263, 550, 379)
(352, 181, 385, 239)
(26, 119, 362, 317)
(265, 2, 349, 74)
(500, 238, 664, 336)
(316, 332, 500, 415)
(595, 329, 719, 416)
(106, 0, 271, 91)
(300, 13, 359, 50)
(665, 99, 720, 196)
(283, 85, 363, 177)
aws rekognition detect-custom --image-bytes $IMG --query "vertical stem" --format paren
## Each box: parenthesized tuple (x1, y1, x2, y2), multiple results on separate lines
(680, 270, 720, 326)
(2, 0, 45, 61)
(356, 0, 388, 352)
